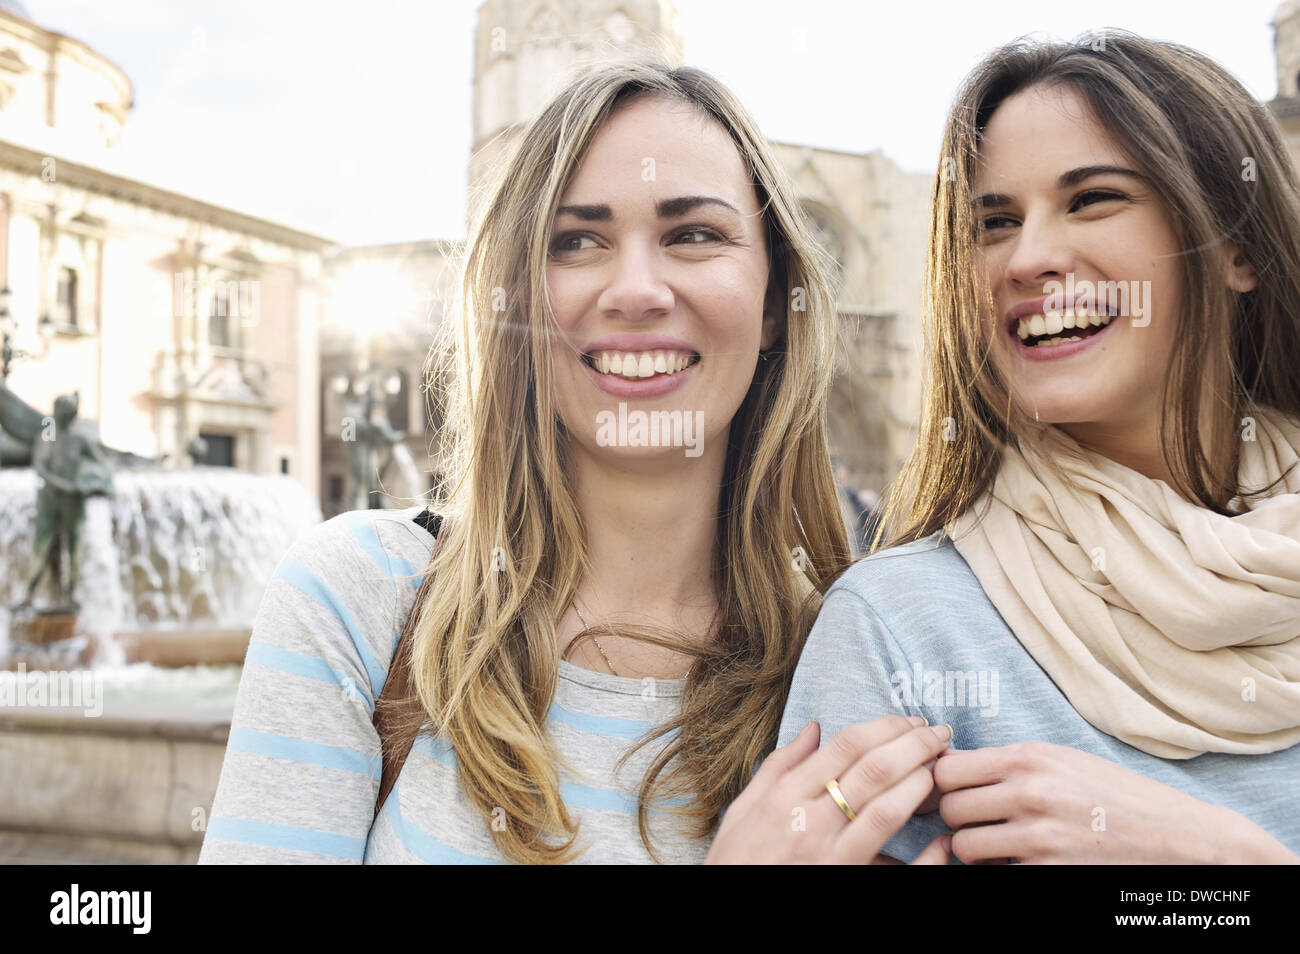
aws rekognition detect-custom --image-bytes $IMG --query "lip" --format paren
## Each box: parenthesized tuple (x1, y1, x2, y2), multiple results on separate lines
(1011, 312, 1118, 361)
(582, 334, 699, 356)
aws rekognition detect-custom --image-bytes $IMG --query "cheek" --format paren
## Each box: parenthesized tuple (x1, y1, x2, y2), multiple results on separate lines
(695, 261, 768, 338)
(545, 270, 587, 330)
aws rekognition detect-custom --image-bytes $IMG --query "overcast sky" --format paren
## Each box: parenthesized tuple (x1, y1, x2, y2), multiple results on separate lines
(27, 0, 1289, 246)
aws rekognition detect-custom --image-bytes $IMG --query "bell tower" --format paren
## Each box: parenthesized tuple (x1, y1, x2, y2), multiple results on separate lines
(469, 0, 684, 194)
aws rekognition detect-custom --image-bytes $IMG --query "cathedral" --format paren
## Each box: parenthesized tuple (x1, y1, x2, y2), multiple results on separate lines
(320, 0, 931, 519)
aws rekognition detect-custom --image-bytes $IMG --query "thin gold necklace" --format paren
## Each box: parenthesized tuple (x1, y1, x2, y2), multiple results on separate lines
(571, 599, 621, 677)
(571, 597, 691, 680)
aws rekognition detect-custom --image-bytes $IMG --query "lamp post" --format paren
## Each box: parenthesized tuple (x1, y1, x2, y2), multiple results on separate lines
(0, 285, 56, 382)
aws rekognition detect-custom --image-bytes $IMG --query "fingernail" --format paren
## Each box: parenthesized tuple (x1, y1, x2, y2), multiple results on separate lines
(907, 715, 926, 727)
(931, 723, 953, 742)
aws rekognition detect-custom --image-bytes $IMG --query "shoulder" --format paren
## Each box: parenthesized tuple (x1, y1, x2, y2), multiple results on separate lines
(830, 533, 983, 607)
(248, 506, 439, 704)
(277, 506, 436, 587)
(813, 532, 1011, 661)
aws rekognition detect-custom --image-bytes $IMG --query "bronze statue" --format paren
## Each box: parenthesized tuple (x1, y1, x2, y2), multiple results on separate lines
(342, 390, 405, 511)
(2, 385, 114, 611)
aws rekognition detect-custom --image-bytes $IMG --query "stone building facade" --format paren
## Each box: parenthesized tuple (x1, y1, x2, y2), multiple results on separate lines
(0, 3, 329, 497)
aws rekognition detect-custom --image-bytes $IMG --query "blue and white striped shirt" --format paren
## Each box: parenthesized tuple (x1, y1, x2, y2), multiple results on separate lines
(198, 507, 708, 864)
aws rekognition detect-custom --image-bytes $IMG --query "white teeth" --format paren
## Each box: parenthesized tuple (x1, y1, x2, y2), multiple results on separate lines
(1016, 309, 1117, 346)
(587, 349, 696, 377)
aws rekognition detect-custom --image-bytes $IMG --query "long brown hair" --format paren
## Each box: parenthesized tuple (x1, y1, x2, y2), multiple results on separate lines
(384, 60, 849, 863)
(880, 30, 1300, 549)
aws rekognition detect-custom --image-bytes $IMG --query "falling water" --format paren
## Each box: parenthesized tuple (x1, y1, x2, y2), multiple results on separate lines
(0, 468, 322, 652)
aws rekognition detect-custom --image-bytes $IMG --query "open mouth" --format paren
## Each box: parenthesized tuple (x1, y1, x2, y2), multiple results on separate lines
(582, 349, 701, 379)
(1013, 307, 1117, 348)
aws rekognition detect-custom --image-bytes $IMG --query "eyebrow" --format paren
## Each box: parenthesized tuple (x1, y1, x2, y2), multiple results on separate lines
(972, 165, 1146, 208)
(554, 195, 742, 221)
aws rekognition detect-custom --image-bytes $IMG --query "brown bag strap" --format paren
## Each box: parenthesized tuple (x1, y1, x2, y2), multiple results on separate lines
(372, 510, 443, 821)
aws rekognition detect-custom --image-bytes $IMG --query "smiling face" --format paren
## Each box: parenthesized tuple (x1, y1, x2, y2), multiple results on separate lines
(974, 82, 1186, 436)
(545, 93, 777, 465)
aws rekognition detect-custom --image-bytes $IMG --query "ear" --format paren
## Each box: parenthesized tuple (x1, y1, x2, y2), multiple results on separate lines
(1225, 246, 1258, 294)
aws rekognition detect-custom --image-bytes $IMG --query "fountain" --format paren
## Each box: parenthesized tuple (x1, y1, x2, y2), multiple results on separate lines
(0, 382, 323, 863)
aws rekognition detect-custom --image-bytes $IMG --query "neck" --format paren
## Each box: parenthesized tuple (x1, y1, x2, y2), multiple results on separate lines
(1060, 416, 1174, 483)
(571, 441, 724, 625)
(1057, 396, 1235, 503)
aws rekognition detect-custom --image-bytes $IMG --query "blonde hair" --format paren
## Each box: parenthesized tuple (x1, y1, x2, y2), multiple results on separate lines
(380, 61, 850, 863)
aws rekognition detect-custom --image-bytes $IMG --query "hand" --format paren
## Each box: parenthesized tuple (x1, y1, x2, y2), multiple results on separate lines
(705, 716, 954, 864)
(934, 741, 1299, 864)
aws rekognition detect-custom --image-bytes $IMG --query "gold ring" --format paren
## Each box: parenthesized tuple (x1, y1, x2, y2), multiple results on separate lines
(825, 778, 856, 821)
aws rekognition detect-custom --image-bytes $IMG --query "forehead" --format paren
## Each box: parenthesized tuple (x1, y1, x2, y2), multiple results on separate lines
(559, 94, 759, 213)
(974, 83, 1128, 191)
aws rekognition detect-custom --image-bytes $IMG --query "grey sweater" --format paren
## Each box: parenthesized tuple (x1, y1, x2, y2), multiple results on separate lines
(198, 506, 711, 864)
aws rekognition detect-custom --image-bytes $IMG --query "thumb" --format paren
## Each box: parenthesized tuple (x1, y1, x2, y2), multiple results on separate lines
(910, 834, 952, 865)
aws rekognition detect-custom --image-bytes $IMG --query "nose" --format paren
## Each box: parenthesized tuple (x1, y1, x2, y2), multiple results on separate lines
(1002, 209, 1074, 291)
(596, 239, 674, 321)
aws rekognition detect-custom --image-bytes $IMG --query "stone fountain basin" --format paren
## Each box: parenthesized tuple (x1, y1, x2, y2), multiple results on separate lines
(0, 659, 241, 864)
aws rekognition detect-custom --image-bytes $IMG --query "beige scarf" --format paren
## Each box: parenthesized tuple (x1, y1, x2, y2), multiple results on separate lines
(949, 408, 1300, 758)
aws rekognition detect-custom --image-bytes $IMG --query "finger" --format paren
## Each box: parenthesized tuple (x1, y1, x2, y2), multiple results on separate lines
(910, 834, 952, 865)
(835, 764, 935, 862)
(949, 821, 1036, 865)
(751, 721, 821, 791)
(933, 746, 1010, 793)
(915, 759, 941, 814)
(836, 723, 954, 812)
(794, 715, 925, 800)
(938, 781, 1011, 829)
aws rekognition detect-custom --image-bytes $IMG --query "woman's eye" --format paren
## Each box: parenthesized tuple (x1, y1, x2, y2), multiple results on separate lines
(549, 233, 598, 256)
(1071, 189, 1125, 211)
(671, 227, 723, 245)
(979, 215, 1018, 234)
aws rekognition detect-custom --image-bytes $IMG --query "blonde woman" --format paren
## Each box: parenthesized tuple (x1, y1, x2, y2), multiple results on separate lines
(199, 62, 950, 865)
(780, 31, 1300, 864)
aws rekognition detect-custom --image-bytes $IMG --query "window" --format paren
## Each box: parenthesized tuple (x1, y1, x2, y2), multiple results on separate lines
(56, 266, 78, 328)
(199, 432, 235, 467)
(209, 285, 230, 347)
(328, 474, 344, 502)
